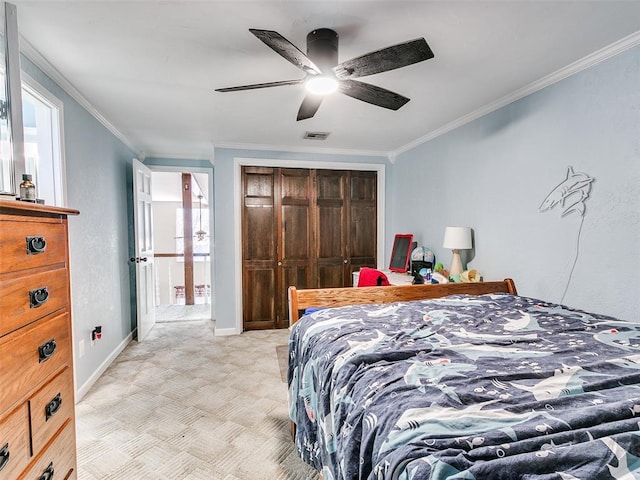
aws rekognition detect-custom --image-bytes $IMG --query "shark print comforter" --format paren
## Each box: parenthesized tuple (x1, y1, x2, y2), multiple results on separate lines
(287, 293, 640, 480)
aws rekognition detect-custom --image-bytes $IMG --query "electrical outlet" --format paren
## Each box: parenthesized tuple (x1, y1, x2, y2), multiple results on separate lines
(79, 339, 85, 358)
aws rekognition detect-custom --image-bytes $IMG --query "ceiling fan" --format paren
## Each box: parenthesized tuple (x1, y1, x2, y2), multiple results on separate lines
(215, 28, 434, 121)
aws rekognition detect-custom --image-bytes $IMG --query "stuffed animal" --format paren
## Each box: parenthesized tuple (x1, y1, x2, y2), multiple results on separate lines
(459, 269, 481, 283)
(434, 262, 449, 280)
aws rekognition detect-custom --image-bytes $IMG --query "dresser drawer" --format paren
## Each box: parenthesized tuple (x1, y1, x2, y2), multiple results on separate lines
(0, 268, 69, 337)
(0, 312, 71, 416)
(20, 420, 75, 480)
(0, 404, 30, 480)
(0, 217, 67, 275)
(30, 367, 74, 457)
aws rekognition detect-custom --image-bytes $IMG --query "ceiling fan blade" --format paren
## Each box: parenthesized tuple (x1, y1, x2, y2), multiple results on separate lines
(297, 94, 323, 121)
(215, 78, 304, 92)
(250, 29, 322, 75)
(334, 38, 434, 79)
(338, 79, 409, 110)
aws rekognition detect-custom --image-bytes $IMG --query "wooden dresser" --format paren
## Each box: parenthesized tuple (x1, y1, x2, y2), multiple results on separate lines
(0, 200, 79, 480)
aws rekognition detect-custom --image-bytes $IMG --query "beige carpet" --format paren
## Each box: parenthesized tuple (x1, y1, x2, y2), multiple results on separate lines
(76, 320, 317, 480)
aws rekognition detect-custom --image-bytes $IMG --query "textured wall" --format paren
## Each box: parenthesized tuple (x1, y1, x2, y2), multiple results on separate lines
(21, 56, 138, 392)
(392, 45, 640, 319)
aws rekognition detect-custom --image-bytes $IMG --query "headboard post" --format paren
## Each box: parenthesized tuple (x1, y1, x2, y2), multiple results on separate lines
(288, 286, 299, 325)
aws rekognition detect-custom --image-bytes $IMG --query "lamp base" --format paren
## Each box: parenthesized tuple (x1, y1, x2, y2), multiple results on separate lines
(449, 250, 464, 276)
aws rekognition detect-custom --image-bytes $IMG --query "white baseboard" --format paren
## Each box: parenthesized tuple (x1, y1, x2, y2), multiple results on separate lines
(75, 329, 135, 402)
(214, 326, 241, 336)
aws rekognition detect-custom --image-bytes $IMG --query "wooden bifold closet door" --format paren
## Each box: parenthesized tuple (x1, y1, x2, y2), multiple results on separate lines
(241, 166, 377, 330)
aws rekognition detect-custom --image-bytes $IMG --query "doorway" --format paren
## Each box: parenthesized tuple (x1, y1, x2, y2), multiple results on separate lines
(241, 166, 378, 330)
(232, 157, 386, 334)
(150, 168, 214, 323)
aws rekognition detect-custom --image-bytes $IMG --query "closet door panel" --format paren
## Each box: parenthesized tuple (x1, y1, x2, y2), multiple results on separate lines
(243, 167, 276, 262)
(244, 207, 275, 260)
(282, 205, 310, 260)
(279, 265, 312, 326)
(316, 171, 347, 288)
(242, 267, 276, 329)
(242, 167, 278, 329)
(317, 205, 342, 258)
(280, 169, 312, 263)
(317, 265, 345, 288)
(278, 169, 313, 327)
(349, 171, 377, 275)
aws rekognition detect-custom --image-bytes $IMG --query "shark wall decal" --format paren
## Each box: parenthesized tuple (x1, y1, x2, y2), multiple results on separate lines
(539, 166, 594, 218)
(538, 166, 595, 304)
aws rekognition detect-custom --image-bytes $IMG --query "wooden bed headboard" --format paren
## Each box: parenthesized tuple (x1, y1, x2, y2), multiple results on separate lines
(288, 278, 517, 325)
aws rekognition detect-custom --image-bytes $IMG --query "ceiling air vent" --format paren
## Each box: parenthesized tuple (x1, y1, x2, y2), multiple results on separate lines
(303, 131, 330, 140)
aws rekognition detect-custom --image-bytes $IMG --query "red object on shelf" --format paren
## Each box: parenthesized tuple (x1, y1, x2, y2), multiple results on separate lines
(357, 267, 390, 287)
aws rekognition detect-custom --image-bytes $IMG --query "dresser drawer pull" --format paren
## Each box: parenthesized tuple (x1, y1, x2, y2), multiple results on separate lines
(38, 339, 57, 363)
(45, 393, 62, 421)
(39, 462, 54, 480)
(29, 287, 50, 308)
(0, 443, 9, 472)
(26, 236, 47, 254)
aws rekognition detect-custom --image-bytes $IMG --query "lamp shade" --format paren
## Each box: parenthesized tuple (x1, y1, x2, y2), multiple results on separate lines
(443, 226, 472, 250)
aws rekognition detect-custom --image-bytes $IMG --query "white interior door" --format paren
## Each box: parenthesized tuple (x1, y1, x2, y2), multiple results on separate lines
(132, 159, 155, 341)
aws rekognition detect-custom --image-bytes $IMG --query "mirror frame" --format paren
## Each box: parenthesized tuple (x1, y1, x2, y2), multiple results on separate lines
(389, 233, 413, 273)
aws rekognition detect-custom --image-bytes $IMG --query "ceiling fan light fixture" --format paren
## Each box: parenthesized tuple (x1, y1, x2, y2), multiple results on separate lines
(305, 76, 338, 95)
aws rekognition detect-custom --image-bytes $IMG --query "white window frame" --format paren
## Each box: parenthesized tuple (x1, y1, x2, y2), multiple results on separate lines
(21, 71, 66, 206)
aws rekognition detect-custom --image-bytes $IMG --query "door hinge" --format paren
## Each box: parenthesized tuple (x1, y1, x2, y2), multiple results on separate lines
(0, 100, 7, 120)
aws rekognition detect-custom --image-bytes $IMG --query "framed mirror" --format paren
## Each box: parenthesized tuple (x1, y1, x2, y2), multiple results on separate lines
(389, 233, 413, 272)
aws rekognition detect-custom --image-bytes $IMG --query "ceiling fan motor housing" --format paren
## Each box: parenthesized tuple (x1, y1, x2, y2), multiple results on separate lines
(307, 28, 339, 73)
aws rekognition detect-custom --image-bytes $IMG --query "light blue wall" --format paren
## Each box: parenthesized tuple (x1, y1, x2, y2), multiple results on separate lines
(21, 57, 138, 391)
(392, 45, 640, 320)
(212, 148, 390, 332)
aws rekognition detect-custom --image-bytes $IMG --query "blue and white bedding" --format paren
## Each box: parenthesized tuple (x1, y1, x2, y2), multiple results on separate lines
(288, 293, 640, 480)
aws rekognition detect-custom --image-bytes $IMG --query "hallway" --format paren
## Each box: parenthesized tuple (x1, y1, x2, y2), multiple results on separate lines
(155, 304, 212, 323)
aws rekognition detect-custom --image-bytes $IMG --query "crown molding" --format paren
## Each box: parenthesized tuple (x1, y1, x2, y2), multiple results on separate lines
(19, 36, 141, 157)
(22, 27, 638, 165)
(144, 152, 213, 162)
(214, 141, 391, 160)
(392, 30, 640, 159)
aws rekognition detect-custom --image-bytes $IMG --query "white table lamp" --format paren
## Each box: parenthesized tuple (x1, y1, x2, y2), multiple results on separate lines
(443, 226, 472, 276)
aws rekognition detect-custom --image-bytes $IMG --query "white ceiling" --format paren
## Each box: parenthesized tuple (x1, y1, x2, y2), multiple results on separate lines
(12, 1, 640, 160)
(151, 171, 209, 203)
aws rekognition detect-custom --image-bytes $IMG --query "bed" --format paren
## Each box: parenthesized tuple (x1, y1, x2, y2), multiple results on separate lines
(287, 279, 640, 480)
